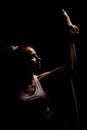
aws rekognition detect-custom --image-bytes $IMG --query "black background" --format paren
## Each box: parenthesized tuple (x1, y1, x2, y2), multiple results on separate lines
(0, 0, 82, 128)
(0, 0, 81, 70)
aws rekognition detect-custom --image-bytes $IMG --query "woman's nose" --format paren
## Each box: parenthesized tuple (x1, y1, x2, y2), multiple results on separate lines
(34, 54, 41, 63)
(35, 55, 41, 61)
(38, 56, 41, 61)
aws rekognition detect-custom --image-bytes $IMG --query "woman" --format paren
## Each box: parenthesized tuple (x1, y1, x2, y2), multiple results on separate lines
(1, 9, 79, 130)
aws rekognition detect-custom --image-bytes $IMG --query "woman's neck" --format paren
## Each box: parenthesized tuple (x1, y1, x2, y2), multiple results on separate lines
(21, 75, 36, 95)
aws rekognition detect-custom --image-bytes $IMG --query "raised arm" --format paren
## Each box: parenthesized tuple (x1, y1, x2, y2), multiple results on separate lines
(61, 9, 79, 71)
(38, 9, 79, 81)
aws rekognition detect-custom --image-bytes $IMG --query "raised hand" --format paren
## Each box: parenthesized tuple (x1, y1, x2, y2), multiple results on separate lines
(61, 9, 79, 35)
(67, 24, 79, 35)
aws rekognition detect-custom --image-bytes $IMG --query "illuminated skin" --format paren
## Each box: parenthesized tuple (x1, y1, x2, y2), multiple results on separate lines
(24, 46, 41, 72)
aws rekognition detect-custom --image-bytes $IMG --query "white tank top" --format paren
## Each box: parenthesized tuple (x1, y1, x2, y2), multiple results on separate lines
(19, 75, 47, 101)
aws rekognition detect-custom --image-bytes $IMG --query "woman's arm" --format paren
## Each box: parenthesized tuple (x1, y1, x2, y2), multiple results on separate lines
(61, 9, 79, 71)
(38, 66, 65, 81)
(38, 9, 79, 81)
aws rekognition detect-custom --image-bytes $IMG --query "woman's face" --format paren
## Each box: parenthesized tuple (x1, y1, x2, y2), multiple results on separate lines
(24, 47, 41, 72)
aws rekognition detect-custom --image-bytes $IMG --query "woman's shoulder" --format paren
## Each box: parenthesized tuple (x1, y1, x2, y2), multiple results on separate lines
(37, 71, 51, 80)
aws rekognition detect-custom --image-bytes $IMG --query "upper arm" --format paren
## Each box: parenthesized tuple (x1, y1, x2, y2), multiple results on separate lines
(38, 66, 66, 82)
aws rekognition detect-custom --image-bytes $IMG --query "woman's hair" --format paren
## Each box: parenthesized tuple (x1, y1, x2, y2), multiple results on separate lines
(2, 44, 36, 83)
(3, 44, 35, 61)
